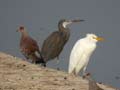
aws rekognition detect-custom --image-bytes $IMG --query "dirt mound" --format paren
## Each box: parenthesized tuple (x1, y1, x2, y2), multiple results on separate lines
(0, 52, 116, 90)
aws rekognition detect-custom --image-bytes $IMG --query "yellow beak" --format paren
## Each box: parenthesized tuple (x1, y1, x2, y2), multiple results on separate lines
(95, 37, 104, 41)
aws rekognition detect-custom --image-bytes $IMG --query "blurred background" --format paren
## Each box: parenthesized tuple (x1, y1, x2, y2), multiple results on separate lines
(0, 0, 120, 88)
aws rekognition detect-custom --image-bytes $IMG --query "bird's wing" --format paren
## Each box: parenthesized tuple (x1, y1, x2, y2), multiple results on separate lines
(75, 52, 90, 74)
(69, 39, 85, 73)
(30, 37, 40, 51)
(42, 31, 63, 60)
(21, 36, 40, 55)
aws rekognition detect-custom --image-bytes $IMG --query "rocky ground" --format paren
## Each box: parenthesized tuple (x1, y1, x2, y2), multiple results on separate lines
(0, 52, 117, 90)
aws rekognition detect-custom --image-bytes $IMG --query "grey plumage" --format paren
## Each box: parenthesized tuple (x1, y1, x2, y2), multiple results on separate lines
(41, 19, 84, 62)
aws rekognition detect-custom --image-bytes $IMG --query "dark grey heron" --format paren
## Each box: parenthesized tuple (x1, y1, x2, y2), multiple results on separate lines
(17, 26, 46, 66)
(41, 19, 85, 63)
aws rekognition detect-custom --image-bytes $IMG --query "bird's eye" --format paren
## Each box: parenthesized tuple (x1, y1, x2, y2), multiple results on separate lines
(20, 26, 24, 30)
(92, 37, 96, 39)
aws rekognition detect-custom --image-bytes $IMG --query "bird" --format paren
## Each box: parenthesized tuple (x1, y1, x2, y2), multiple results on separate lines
(68, 33, 104, 75)
(17, 26, 46, 66)
(84, 73, 104, 90)
(41, 19, 84, 63)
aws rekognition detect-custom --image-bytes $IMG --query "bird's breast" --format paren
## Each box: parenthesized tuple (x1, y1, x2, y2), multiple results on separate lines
(84, 43, 96, 55)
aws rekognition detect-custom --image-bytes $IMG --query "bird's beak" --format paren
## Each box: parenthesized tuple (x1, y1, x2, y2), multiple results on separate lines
(71, 19, 85, 23)
(95, 37, 104, 41)
(62, 19, 85, 28)
(65, 19, 85, 25)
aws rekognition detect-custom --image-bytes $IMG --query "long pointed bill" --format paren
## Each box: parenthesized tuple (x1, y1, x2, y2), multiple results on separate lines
(62, 19, 85, 28)
(71, 19, 85, 23)
(95, 37, 104, 41)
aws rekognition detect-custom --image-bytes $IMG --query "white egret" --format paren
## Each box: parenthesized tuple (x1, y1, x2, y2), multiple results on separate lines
(68, 33, 104, 75)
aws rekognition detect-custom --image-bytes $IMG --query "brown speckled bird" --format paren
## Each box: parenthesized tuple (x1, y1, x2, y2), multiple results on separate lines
(17, 26, 46, 66)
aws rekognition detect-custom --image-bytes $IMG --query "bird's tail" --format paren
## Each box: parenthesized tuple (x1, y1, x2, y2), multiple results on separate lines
(35, 51, 46, 67)
(35, 58, 46, 67)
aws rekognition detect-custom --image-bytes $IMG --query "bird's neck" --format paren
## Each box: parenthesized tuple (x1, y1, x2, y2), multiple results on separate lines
(21, 31, 28, 38)
(59, 27, 70, 41)
(59, 28, 70, 36)
(59, 25, 70, 32)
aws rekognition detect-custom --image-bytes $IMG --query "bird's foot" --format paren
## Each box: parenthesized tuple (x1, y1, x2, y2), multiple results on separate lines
(82, 72, 91, 79)
(69, 70, 77, 77)
(57, 67, 60, 70)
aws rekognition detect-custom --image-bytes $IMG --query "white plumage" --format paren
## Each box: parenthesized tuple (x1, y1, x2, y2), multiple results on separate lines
(68, 33, 104, 75)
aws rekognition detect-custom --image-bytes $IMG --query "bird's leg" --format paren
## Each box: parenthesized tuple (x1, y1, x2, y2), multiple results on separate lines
(69, 69, 77, 77)
(72, 69, 77, 76)
(56, 56, 60, 70)
(29, 54, 37, 64)
(56, 56, 60, 64)
(22, 53, 29, 61)
(82, 66, 87, 78)
(31, 60, 36, 64)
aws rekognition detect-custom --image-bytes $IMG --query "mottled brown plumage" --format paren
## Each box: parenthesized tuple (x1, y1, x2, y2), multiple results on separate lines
(41, 19, 84, 62)
(17, 26, 46, 66)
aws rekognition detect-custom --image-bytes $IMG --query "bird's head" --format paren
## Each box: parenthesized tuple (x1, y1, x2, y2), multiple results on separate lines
(16, 26, 25, 33)
(58, 19, 85, 29)
(86, 33, 104, 42)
